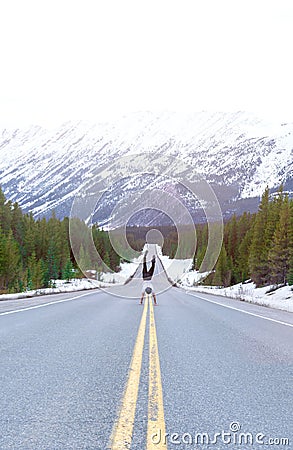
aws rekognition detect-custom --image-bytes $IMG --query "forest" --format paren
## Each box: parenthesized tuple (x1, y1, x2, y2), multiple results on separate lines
(127, 186, 293, 288)
(192, 186, 293, 288)
(0, 185, 292, 293)
(0, 187, 119, 293)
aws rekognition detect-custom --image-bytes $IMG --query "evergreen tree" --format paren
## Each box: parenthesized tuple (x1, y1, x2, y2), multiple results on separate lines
(62, 257, 74, 281)
(109, 245, 120, 271)
(0, 230, 21, 292)
(35, 217, 49, 261)
(193, 246, 205, 271)
(78, 243, 91, 275)
(265, 185, 284, 244)
(41, 259, 51, 288)
(288, 200, 293, 286)
(249, 187, 270, 287)
(46, 239, 59, 282)
(268, 195, 290, 285)
(0, 187, 12, 233)
(23, 212, 36, 262)
(103, 251, 111, 271)
(60, 218, 70, 271)
(47, 212, 63, 276)
(236, 225, 253, 282)
(0, 227, 5, 288)
(212, 244, 231, 287)
(27, 251, 44, 289)
(226, 214, 238, 264)
(11, 202, 25, 251)
(288, 270, 293, 286)
(0, 187, 5, 229)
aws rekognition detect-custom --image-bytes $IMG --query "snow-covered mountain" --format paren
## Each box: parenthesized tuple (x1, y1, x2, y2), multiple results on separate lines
(0, 111, 292, 226)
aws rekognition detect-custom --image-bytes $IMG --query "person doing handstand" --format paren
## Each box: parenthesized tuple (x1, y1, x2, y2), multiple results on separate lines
(140, 251, 157, 305)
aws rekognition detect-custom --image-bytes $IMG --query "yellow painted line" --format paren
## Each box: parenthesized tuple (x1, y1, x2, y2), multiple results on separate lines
(109, 298, 148, 450)
(147, 295, 168, 449)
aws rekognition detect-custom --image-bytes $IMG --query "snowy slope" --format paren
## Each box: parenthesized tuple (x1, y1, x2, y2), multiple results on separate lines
(0, 111, 292, 225)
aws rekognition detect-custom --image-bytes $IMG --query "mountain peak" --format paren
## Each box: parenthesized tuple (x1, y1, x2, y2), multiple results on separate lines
(0, 111, 292, 224)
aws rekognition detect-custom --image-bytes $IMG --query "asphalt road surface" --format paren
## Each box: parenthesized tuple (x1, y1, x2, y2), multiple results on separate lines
(0, 250, 292, 449)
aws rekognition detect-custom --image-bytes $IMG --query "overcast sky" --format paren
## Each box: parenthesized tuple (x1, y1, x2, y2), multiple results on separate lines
(0, 0, 292, 127)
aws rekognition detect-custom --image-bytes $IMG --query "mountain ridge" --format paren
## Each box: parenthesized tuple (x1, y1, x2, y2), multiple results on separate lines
(0, 111, 292, 226)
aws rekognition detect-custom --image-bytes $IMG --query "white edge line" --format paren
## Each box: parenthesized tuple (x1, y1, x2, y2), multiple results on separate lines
(0, 291, 98, 316)
(186, 291, 293, 328)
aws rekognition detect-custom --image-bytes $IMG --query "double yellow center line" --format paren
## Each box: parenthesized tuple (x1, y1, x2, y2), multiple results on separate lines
(109, 296, 167, 449)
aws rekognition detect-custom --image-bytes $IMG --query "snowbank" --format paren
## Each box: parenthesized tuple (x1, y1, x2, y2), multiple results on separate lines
(98, 260, 140, 284)
(179, 278, 293, 313)
(0, 259, 143, 301)
(0, 278, 101, 301)
(179, 270, 211, 286)
(157, 251, 293, 313)
(158, 254, 193, 282)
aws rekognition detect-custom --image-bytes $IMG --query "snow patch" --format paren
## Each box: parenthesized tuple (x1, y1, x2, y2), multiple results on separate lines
(180, 280, 293, 313)
(0, 278, 100, 300)
(158, 252, 293, 313)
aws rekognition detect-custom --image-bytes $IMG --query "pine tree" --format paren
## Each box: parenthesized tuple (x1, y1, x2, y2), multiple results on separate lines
(103, 251, 111, 271)
(193, 246, 205, 271)
(268, 196, 290, 285)
(109, 246, 120, 272)
(0, 230, 21, 292)
(62, 257, 74, 281)
(0, 187, 5, 228)
(212, 244, 231, 287)
(23, 212, 36, 262)
(226, 214, 238, 264)
(237, 225, 254, 282)
(60, 218, 70, 275)
(0, 186, 12, 233)
(27, 251, 44, 289)
(288, 200, 293, 286)
(47, 211, 66, 277)
(41, 259, 50, 288)
(46, 239, 59, 283)
(0, 227, 5, 290)
(11, 202, 25, 251)
(249, 187, 270, 287)
(265, 185, 284, 244)
(35, 217, 49, 261)
(78, 243, 91, 275)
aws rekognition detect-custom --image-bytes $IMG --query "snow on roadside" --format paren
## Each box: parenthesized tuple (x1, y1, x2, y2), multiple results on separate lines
(157, 251, 293, 313)
(179, 270, 211, 286)
(99, 260, 140, 284)
(0, 260, 142, 301)
(155, 246, 193, 282)
(100, 244, 192, 284)
(179, 278, 293, 313)
(0, 278, 101, 301)
(3, 243, 292, 314)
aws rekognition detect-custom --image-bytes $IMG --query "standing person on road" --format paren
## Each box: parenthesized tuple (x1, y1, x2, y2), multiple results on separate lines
(140, 250, 157, 305)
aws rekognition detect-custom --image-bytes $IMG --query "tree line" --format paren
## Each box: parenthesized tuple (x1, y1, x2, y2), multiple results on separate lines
(0, 187, 120, 293)
(192, 186, 293, 287)
(1, 184, 292, 293)
(114, 185, 293, 289)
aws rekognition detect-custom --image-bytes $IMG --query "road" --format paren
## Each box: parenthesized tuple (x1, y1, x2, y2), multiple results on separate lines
(0, 251, 292, 449)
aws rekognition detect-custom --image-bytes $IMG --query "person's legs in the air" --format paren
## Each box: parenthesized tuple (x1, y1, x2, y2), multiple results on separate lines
(140, 291, 144, 304)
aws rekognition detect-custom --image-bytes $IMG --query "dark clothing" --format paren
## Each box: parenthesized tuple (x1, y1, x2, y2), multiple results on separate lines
(143, 257, 155, 281)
